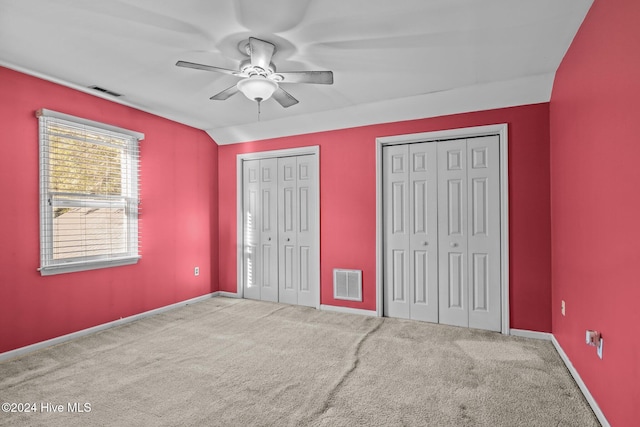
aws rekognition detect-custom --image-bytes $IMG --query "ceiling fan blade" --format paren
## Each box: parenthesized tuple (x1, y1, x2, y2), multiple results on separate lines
(272, 87, 299, 108)
(277, 71, 333, 85)
(176, 60, 239, 76)
(210, 85, 240, 101)
(249, 37, 275, 70)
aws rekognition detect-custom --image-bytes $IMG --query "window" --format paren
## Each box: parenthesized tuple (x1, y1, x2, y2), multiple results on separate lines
(37, 109, 143, 275)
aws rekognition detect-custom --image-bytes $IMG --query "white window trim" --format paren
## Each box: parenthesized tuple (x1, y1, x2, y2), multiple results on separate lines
(36, 109, 144, 276)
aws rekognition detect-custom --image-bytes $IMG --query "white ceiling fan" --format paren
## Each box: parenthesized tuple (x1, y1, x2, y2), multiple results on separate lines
(176, 37, 333, 108)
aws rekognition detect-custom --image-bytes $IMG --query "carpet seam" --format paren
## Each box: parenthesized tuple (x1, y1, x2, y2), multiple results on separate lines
(313, 318, 385, 418)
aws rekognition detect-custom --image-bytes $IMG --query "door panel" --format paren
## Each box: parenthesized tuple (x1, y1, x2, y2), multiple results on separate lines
(278, 156, 298, 305)
(447, 252, 464, 308)
(471, 178, 488, 236)
(392, 249, 406, 302)
(392, 182, 405, 233)
(447, 179, 463, 236)
(296, 155, 318, 307)
(383, 145, 410, 319)
(408, 143, 438, 322)
(467, 136, 500, 331)
(259, 158, 278, 302)
(413, 180, 427, 234)
(438, 139, 469, 328)
(383, 143, 438, 321)
(299, 246, 310, 292)
(243, 160, 260, 300)
(283, 245, 295, 290)
(283, 187, 294, 232)
(299, 188, 309, 232)
(413, 250, 428, 304)
(472, 253, 488, 310)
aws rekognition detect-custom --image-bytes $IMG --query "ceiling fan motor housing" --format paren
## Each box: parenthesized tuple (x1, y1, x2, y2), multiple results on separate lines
(239, 59, 282, 81)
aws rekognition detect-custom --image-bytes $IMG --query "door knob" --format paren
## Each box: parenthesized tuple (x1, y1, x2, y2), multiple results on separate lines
(287, 238, 291, 242)
(450, 242, 458, 248)
(268, 237, 271, 241)
(423, 242, 428, 246)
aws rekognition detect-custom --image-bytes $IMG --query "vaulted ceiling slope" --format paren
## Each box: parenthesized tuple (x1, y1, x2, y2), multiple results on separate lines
(0, 0, 593, 144)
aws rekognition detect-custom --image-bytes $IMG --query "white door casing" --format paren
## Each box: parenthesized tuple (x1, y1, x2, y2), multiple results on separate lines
(376, 125, 509, 334)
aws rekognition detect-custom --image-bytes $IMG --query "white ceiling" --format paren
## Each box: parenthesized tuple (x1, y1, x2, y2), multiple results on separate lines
(0, 0, 593, 144)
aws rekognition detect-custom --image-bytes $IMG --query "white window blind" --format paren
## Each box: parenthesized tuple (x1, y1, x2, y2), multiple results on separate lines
(37, 109, 143, 275)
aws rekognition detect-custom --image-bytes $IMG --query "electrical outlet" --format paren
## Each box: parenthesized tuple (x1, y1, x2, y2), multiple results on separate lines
(194, 267, 199, 276)
(561, 300, 565, 316)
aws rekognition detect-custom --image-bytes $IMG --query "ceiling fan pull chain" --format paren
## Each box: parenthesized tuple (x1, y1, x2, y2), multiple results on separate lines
(257, 99, 261, 121)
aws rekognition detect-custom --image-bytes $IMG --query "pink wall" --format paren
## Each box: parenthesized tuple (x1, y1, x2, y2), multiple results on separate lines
(550, 0, 640, 424)
(0, 67, 218, 354)
(218, 103, 552, 331)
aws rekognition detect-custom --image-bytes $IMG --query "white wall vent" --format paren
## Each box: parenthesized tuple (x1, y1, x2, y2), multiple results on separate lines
(333, 269, 362, 301)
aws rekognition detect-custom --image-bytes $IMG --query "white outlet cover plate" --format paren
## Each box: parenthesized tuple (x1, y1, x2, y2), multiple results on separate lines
(597, 338, 604, 359)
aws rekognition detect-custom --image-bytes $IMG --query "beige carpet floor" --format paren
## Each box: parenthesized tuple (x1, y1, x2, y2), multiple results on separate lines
(0, 297, 599, 426)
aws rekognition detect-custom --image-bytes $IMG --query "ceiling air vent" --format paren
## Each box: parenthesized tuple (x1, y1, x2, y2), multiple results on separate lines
(89, 85, 122, 97)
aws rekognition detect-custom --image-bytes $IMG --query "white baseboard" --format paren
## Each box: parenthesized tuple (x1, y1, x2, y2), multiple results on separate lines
(510, 328, 553, 341)
(551, 336, 610, 427)
(320, 304, 378, 317)
(486, 328, 609, 426)
(0, 292, 217, 363)
(213, 291, 241, 298)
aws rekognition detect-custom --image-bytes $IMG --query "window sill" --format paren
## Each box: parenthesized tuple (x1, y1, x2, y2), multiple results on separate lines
(39, 256, 141, 276)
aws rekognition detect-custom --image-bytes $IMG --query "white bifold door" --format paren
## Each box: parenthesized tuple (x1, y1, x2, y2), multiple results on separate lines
(242, 154, 318, 308)
(383, 136, 501, 331)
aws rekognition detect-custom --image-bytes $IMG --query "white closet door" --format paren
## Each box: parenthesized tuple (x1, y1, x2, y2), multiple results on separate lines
(437, 139, 469, 328)
(383, 144, 411, 319)
(437, 137, 501, 331)
(295, 155, 318, 308)
(242, 152, 319, 308)
(383, 143, 438, 321)
(467, 136, 500, 331)
(408, 143, 439, 322)
(278, 156, 299, 305)
(243, 160, 261, 300)
(243, 159, 278, 301)
(259, 158, 278, 302)
(383, 137, 501, 331)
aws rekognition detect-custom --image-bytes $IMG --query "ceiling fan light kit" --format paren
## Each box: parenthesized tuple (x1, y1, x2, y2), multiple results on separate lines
(237, 75, 278, 102)
(176, 37, 333, 111)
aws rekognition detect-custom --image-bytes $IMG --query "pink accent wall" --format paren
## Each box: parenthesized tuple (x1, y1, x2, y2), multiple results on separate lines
(550, 0, 640, 424)
(218, 103, 552, 331)
(0, 67, 219, 354)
